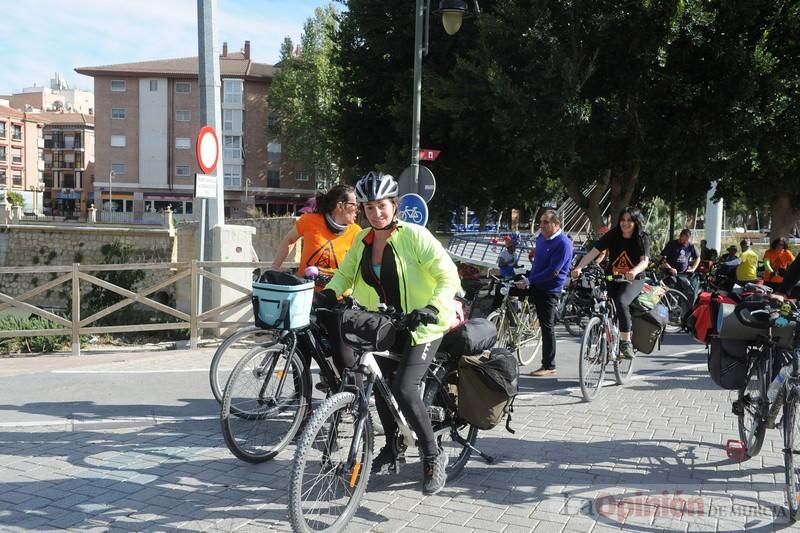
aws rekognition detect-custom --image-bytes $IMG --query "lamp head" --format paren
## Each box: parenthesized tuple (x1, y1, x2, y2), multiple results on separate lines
(434, 0, 474, 35)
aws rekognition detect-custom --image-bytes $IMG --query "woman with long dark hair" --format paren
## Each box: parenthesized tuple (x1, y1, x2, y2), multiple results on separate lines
(271, 184, 362, 289)
(571, 207, 651, 359)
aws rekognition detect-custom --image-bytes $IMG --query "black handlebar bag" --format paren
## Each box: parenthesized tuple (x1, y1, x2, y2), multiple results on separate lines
(338, 308, 397, 352)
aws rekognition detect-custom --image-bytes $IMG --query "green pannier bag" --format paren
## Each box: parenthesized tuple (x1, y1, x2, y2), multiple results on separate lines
(457, 348, 518, 431)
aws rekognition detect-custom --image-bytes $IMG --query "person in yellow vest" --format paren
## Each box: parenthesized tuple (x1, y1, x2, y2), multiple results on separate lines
(736, 239, 759, 284)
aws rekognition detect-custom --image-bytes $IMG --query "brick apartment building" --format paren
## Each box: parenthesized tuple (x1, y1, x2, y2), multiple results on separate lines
(76, 41, 314, 220)
(35, 112, 95, 216)
(0, 104, 44, 210)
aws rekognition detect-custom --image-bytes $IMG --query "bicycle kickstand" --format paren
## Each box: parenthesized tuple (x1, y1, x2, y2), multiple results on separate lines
(454, 434, 495, 464)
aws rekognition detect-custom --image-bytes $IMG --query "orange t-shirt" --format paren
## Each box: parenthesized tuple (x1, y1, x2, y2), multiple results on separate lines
(763, 248, 795, 283)
(295, 213, 361, 286)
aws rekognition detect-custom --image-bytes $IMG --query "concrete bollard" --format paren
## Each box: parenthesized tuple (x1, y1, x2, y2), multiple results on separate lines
(88, 206, 97, 223)
(11, 205, 23, 223)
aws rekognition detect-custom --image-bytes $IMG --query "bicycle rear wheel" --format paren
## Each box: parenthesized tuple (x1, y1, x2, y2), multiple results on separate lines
(210, 326, 278, 403)
(737, 358, 767, 457)
(561, 293, 589, 337)
(221, 344, 309, 463)
(613, 357, 635, 385)
(289, 392, 372, 533)
(579, 317, 606, 402)
(423, 360, 478, 479)
(661, 288, 690, 333)
(783, 390, 800, 521)
(515, 305, 542, 366)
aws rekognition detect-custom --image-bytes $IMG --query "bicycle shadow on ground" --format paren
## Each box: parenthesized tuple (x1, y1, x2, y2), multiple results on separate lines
(363, 436, 793, 531)
(0, 419, 300, 530)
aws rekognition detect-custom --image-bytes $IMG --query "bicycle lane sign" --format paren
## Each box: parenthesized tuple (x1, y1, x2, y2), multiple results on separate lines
(397, 193, 428, 227)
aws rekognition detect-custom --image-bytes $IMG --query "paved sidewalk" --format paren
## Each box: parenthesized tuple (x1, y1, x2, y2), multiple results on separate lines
(0, 355, 795, 532)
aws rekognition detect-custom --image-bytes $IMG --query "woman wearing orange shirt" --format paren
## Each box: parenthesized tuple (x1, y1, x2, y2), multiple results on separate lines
(763, 237, 795, 290)
(271, 184, 362, 289)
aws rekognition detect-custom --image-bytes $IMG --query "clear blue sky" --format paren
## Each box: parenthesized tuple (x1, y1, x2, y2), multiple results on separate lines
(1, 0, 330, 96)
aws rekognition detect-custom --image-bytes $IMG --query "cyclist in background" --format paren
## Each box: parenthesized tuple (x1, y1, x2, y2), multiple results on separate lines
(763, 237, 795, 291)
(317, 171, 461, 495)
(492, 237, 521, 309)
(571, 207, 651, 360)
(660, 229, 701, 304)
(736, 239, 759, 285)
(271, 185, 362, 290)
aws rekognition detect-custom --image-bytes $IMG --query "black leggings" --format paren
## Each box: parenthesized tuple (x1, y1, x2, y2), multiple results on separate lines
(607, 279, 645, 333)
(374, 335, 442, 459)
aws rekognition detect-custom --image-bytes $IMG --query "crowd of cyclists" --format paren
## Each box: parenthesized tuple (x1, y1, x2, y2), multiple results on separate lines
(259, 171, 800, 503)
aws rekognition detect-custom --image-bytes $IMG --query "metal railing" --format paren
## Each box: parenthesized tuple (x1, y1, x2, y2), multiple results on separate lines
(0, 260, 276, 355)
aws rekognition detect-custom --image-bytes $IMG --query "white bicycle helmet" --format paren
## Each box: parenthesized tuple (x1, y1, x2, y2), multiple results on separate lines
(355, 171, 399, 203)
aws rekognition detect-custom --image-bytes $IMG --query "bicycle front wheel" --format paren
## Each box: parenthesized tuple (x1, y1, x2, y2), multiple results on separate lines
(221, 344, 309, 463)
(515, 305, 542, 366)
(487, 310, 511, 350)
(661, 289, 690, 333)
(613, 357, 635, 385)
(210, 326, 278, 403)
(579, 316, 606, 402)
(737, 358, 767, 457)
(289, 392, 372, 533)
(783, 390, 800, 521)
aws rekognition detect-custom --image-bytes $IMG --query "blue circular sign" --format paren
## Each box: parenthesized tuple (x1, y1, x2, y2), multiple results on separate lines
(398, 193, 428, 226)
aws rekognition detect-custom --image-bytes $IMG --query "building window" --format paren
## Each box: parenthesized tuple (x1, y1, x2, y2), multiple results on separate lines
(267, 142, 282, 162)
(175, 110, 191, 122)
(0, 122, 5, 138)
(149, 79, 158, 91)
(295, 171, 310, 182)
(110, 135, 126, 147)
(223, 136, 242, 160)
(223, 79, 243, 104)
(175, 82, 191, 94)
(0, 170, 6, 183)
(267, 170, 280, 188)
(223, 165, 242, 187)
(11, 148, 22, 164)
(111, 80, 126, 92)
(0, 147, 5, 162)
(223, 109, 242, 132)
(175, 165, 191, 177)
(267, 112, 280, 132)
(12, 171, 22, 187)
(111, 163, 127, 175)
(111, 108, 127, 119)
(11, 124, 22, 141)
(175, 137, 191, 149)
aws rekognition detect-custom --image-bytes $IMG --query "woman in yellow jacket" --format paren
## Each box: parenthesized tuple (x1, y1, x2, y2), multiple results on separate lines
(318, 171, 461, 496)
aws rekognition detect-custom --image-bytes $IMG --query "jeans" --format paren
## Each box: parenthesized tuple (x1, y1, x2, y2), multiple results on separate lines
(530, 286, 559, 370)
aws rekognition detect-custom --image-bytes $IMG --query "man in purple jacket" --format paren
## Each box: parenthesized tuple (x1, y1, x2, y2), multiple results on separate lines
(515, 209, 573, 377)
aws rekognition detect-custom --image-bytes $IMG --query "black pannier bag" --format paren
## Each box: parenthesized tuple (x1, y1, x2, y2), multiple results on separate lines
(707, 337, 748, 390)
(440, 318, 497, 356)
(631, 303, 668, 354)
(458, 347, 518, 431)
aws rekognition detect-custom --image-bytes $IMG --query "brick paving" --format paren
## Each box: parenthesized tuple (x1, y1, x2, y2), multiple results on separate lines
(0, 356, 795, 531)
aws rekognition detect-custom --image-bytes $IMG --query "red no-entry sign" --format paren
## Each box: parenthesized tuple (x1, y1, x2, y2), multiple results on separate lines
(196, 125, 219, 174)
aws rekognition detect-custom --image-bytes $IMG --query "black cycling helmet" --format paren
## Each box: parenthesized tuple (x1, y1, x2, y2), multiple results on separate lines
(354, 171, 399, 203)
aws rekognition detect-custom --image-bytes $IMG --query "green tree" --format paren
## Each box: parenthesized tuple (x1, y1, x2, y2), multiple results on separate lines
(269, 4, 342, 186)
(6, 191, 24, 207)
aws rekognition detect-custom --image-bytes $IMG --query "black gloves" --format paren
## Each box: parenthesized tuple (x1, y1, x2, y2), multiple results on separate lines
(406, 305, 439, 330)
(313, 289, 338, 309)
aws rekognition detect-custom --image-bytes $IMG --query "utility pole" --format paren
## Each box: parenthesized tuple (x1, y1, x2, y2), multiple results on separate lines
(196, 0, 225, 313)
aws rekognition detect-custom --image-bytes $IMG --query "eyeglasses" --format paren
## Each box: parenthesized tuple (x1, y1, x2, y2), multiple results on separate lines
(340, 201, 359, 208)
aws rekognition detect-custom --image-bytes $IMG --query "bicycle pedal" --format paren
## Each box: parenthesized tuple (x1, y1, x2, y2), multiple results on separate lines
(731, 400, 744, 417)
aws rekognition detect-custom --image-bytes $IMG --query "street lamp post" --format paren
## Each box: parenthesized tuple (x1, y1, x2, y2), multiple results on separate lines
(411, 0, 476, 195)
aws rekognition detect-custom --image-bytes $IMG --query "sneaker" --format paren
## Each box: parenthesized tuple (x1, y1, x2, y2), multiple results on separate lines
(529, 367, 557, 377)
(371, 445, 404, 475)
(422, 447, 448, 495)
(618, 340, 635, 360)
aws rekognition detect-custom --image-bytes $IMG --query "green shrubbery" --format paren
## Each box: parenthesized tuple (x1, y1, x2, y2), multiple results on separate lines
(0, 315, 70, 354)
